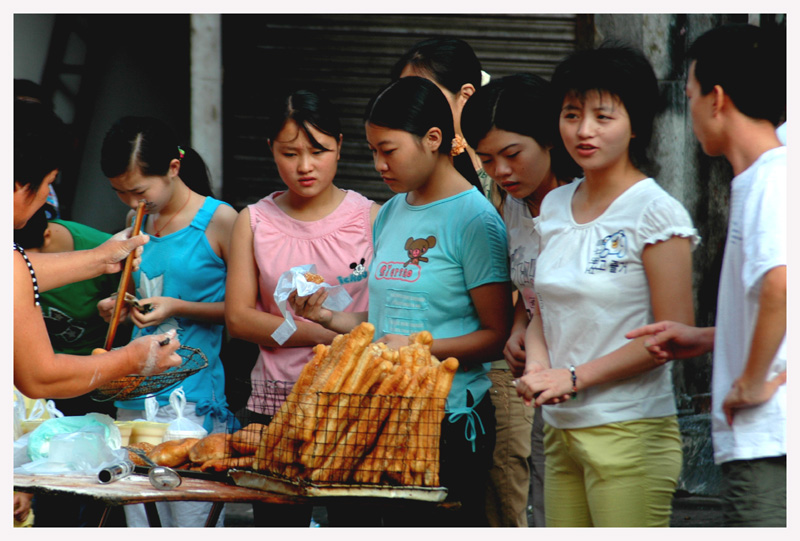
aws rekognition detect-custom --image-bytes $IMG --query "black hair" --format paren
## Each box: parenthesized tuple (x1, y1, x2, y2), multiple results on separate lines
(366, 76, 484, 194)
(13, 204, 50, 250)
(100, 116, 213, 196)
(14, 100, 71, 194)
(390, 37, 482, 95)
(551, 41, 661, 173)
(390, 38, 485, 193)
(688, 23, 785, 126)
(462, 73, 582, 183)
(266, 89, 342, 151)
(365, 76, 456, 152)
(176, 147, 213, 196)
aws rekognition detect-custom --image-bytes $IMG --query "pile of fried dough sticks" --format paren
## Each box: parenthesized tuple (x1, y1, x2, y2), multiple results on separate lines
(252, 322, 458, 487)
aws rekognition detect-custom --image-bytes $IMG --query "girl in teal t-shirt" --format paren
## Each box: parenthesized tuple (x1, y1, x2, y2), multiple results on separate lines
(291, 76, 512, 526)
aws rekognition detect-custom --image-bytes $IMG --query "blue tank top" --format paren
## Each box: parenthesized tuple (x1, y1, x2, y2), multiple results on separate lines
(116, 197, 231, 430)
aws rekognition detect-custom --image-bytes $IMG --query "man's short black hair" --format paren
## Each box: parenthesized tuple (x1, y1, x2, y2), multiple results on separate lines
(688, 23, 785, 126)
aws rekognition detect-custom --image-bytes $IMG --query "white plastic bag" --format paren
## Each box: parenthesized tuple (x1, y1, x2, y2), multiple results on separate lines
(163, 387, 207, 441)
(144, 396, 159, 421)
(13, 389, 65, 422)
(271, 263, 353, 345)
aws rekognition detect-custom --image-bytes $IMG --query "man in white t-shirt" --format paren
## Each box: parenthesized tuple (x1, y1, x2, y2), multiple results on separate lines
(627, 23, 786, 527)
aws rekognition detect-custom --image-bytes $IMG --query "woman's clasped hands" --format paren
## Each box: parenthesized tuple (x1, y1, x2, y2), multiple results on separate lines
(514, 366, 574, 407)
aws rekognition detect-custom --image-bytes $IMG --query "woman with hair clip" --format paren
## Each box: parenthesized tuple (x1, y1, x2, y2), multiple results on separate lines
(97, 116, 237, 527)
(461, 72, 581, 527)
(514, 43, 698, 527)
(394, 37, 538, 528)
(291, 76, 513, 526)
(225, 89, 378, 527)
(392, 37, 489, 197)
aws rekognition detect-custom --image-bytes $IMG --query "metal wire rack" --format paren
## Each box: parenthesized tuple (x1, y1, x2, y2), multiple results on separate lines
(243, 380, 446, 487)
(91, 345, 208, 402)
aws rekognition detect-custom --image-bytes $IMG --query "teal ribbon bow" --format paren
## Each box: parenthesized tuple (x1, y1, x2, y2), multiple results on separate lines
(195, 399, 239, 433)
(447, 406, 486, 453)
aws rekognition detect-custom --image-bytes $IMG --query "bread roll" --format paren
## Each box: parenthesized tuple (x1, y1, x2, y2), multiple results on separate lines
(148, 438, 200, 468)
(127, 441, 154, 466)
(188, 433, 231, 463)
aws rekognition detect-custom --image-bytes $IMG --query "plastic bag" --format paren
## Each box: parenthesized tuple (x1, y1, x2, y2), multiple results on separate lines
(14, 389, 65, 421)
(271, 263, 353, 345)
(144, 395, 159, 421)
(163, 387, 207, 441)
(14, 413, 127, 475)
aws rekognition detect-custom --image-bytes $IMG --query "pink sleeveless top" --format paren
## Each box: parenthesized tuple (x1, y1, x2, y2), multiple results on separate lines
(246, 190, 374, 414)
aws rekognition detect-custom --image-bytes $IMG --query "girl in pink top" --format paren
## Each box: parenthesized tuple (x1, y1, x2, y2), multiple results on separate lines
(225, 90, 378, 526)
(226, 90, 379, 410)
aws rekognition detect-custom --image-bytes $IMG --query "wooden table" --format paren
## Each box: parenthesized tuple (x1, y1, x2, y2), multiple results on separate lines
(14, 472, 307, 527)
(14, 472, 458, 527)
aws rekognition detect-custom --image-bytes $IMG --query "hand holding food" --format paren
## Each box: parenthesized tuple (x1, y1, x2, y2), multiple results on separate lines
(288, 288, 333, 326)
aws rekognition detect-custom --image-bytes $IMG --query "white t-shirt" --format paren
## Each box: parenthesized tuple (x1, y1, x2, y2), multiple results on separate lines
(535, 178, 700, 429)
(712, 146, 787, 465)
(776, 122, 787, 145)
(504, 194, 539, 316)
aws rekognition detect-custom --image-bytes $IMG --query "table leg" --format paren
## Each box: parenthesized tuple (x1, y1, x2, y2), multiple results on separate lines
(205, 502, 224, 527)
(97, 506, 112, 527)
(144, 502, 162, 527)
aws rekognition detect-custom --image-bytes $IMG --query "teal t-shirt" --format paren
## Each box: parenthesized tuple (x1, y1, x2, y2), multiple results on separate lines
(369, 187, 509, 413)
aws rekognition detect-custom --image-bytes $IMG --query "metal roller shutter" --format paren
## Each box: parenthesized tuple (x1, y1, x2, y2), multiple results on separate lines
(222, 14, 587, 208)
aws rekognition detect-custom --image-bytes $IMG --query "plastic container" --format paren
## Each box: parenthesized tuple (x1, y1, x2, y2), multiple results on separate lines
(114, 421, 134, 446)
(20, 419, 46, 435)
(163, 429, 207, 442)
(128, 421, 168, 445)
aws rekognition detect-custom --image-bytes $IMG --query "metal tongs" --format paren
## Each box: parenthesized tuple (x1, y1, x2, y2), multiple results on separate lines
(126, 446, 182, 490)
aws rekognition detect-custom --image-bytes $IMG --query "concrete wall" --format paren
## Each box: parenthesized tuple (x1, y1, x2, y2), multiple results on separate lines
(13, 14, 189, 233)
(14, 15, 55, 83)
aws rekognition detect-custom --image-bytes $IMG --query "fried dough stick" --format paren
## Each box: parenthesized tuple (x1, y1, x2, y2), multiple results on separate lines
(310, 357, 394, 482)
(383, 365, 429, 484)
(304, 345, 386, 475)
(254, 342, 331, 470)
(422, 357, 458, 486)
(295, 323, 375, 470)
(351, 365, 412, 484)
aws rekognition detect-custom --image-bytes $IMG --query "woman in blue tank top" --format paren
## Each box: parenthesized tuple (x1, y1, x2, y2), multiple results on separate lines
(97, 117, 238, 527)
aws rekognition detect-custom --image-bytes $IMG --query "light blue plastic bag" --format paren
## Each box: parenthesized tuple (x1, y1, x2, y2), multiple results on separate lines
(15, 413, 126, 475)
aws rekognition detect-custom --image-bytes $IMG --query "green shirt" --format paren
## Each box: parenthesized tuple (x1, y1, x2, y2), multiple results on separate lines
(40, 220, 117, 355)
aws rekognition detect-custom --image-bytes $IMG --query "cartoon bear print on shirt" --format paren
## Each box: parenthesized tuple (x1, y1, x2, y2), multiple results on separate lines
(403, 236, 437, 267)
